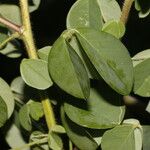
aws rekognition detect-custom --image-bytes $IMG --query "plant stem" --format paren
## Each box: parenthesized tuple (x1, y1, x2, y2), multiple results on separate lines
(120, 0, 134, 25)
(0, 32, 20, 49)
(41, 91, 56, 129)
(19, 0, 37, 59)
(19, 0, 56, 130)
(0, 16, 22, 33)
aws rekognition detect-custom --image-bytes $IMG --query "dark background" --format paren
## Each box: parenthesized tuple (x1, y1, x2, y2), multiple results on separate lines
(0, 0, 150, 149)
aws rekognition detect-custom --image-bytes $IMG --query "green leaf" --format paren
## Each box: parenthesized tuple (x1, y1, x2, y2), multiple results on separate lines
(67, 0, 103, 30)
(19, 100, 45, 131)
(10, 76, 25, 96)
(0, 5, 21, 25)
(139, 9, 150, 18)
(69, 35, 100, 79)
(19, 104, 32, 131)
(51, 125, 66, 134)
(97, 0, 121, 22)
(29, 101, 44, 121)
(85, 128, 106, 146)
(101, 125, 135, 150)
(5, 123, 29, 150)
(0, 27, 8, 45)
(30, 131, 49, 150)
(146, 101, 150, 113)
(48, 35, 90, 99)
(10, 76, 40, 103)
(134, 128, 143, 150)
(20, 59, 53, 90)
(29, 0, 41, 12)
(132, 49, 150, 66)
(0, 42, 22, 58)
(75, 28, 133, 95)
(61, 107, 98, 150)
(133, 58, 150, 97)
(135, 0, 141, 11)
(38, 46, 51, 61)
(143, 126, 150, 150)
(102, 20, 125, 39)
(0, 96, 7, 127)
(135, 0, 150, 18)
(123, 119, 143, 150)
(64, 81, 125, 129)
(5, 111, 29, 149)
(0, 33, 8, 45)
(123, 118, 141, 125)
(48, 132, 63, 150)
(102, 119, 143, 150)
(30, 131, 45, 141)
(0, 77, 15, 118)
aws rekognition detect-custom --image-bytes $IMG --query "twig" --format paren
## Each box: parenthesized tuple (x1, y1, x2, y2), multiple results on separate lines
(120, 0, 134, 25)
(19, 0, 37, 59)
(0, 16, 22, 33)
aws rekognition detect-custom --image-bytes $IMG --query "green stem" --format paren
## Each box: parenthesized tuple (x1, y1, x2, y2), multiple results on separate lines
(120, 0, 134, 25)
(19, 0, 56, 130)
(0, 32, 20, 49)
(40, 91, 56, 129)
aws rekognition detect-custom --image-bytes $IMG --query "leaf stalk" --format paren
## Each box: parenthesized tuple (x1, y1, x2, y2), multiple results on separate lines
(0, 32, 20, 49)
